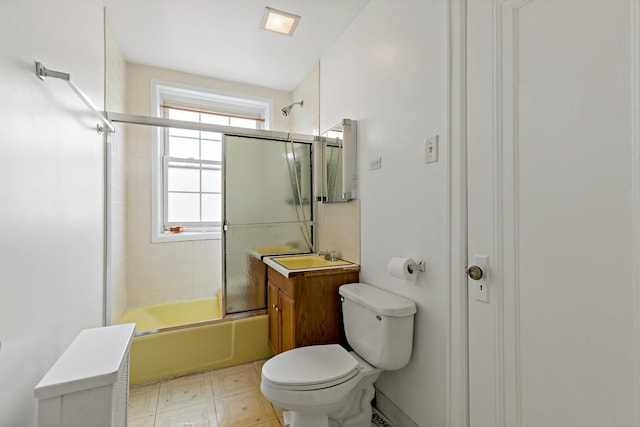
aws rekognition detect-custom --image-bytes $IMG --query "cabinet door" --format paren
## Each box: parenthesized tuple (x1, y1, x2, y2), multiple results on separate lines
(267, 281, 280, 354)
(279, 292, 295, 353)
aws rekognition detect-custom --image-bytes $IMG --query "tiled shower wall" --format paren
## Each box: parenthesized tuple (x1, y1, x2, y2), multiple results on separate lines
(126, 240, 222, 306)
(124, 63, 293, 307)
(118, 59, 324, 308)
(105, 15, 127, 322)
(316, 200, 361, 265)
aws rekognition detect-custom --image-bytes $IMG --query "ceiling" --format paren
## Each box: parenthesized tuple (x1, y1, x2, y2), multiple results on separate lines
(104, 0, 370, 92)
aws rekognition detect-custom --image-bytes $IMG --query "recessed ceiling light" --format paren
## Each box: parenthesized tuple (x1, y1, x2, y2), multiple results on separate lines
(260, 7, 301, 36)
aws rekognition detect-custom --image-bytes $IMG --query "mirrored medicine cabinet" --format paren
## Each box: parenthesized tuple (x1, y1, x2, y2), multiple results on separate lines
(315, 119, 356, 203)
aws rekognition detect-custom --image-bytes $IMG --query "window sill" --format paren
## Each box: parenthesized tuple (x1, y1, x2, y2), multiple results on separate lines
(152, 230, 221, 243)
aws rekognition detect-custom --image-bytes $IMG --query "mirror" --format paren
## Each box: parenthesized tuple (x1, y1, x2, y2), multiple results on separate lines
(316, 119, 356, 203)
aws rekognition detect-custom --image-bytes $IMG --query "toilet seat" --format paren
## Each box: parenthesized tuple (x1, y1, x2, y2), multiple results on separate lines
(262, 344, 360, 391)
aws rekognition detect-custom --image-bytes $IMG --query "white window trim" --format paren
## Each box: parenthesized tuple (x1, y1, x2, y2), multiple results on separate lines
(150, 80, 273, 243)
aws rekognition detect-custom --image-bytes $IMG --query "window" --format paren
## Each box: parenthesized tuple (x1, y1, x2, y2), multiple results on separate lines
(151, 82, 272, 242)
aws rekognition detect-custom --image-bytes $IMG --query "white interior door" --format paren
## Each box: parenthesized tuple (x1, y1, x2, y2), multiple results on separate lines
(467, 1, 639, 426)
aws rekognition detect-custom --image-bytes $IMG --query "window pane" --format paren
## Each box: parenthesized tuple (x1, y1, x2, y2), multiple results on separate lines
(202, 194, 222, 222)
(168, 127, 200, 139)
(168, 165, 200, 192)
(201, 131, 221, 141)
(201, 113, 229, 126)
(168, 193, 200, 222)
(230, 117, 258, 129)
(201, 139, 222, 161)
(168, 109, 199, 122)
(202, 168, 221, 193)
(169, 136, 200, 159)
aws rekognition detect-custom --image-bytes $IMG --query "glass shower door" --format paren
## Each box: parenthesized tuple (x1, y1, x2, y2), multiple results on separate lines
(223, 135, 312, 314)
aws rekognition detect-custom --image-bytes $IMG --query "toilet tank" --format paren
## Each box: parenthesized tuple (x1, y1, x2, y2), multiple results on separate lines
(339, 283, 417, 371)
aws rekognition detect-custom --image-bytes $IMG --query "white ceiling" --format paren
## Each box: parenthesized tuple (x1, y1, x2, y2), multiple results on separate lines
(104, 0, 370, 92)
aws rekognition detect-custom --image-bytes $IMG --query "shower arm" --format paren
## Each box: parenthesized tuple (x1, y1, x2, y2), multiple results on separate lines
(35, 61, 115, 134)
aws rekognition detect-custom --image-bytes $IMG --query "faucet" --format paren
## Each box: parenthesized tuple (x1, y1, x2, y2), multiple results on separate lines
(318, 250, 338, 261)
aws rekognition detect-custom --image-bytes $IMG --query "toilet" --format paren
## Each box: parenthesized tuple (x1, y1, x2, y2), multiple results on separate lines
(260, 282, 417, 427)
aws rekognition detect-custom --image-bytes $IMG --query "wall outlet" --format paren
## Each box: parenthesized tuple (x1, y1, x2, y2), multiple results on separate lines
(425, 135, 439, 163)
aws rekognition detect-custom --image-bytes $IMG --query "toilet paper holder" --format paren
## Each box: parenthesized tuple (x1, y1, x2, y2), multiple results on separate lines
(408, 261, 426, 274)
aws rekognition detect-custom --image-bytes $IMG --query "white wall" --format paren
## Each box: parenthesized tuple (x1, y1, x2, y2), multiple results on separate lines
(0, 0, 105, 425)
(320, 1, 448, 425)
(289, 62, 320, 135)
(105, 15, 128, 323)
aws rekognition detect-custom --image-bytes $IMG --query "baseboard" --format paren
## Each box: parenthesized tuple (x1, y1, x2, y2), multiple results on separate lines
(373, 387, 419, 427)
(372, 407, 394, 427)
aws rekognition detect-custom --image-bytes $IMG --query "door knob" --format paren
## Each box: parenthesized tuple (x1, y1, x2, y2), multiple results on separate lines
(467, 265, 484, 280)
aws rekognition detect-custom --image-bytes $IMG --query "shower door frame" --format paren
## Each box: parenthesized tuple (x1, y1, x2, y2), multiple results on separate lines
(104, 111, 328, 323)
(221, 134, 315, 317)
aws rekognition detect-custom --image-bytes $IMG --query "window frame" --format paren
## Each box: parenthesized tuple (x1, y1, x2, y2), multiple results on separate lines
(150, 80, 272, 243)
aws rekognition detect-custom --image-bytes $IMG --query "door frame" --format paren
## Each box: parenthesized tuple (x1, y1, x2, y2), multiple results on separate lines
(447, 0, 470, 425)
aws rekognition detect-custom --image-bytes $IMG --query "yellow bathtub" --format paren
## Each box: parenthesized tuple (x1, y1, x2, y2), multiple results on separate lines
(117, 298, 272, 385)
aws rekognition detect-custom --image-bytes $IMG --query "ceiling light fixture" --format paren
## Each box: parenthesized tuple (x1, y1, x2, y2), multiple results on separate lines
(260, 7, 301, 36)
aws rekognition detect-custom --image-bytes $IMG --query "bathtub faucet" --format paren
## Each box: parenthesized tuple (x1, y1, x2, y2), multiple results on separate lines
(318, 250, 338, 261)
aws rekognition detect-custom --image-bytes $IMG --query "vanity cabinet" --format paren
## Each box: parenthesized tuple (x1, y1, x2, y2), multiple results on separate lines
(267, 265, 360, 355)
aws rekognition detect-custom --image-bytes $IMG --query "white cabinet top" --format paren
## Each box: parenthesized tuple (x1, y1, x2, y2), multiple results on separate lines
(34, 323, 135, 399)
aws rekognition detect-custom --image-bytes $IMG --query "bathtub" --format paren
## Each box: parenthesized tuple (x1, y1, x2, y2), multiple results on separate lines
(117, 298, 272, 385)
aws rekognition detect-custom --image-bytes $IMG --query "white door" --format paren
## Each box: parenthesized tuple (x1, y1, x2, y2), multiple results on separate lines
(467, 1, 639, 426)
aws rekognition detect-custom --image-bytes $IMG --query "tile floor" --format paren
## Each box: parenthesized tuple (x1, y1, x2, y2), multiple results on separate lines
(127, 359, 388, 427)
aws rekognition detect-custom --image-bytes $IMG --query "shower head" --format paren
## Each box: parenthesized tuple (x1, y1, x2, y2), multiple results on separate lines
(281, 100, 304, 117)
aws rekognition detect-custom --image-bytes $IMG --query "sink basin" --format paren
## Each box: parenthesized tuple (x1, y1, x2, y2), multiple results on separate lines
(271, 254, 353, 270)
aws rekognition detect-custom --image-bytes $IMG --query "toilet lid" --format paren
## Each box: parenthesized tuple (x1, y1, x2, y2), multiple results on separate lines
(262, 344, 359, 388)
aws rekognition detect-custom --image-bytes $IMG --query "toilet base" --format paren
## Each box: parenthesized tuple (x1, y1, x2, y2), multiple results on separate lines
(284, 411, 330, 427)
(281, 370, 378, 427)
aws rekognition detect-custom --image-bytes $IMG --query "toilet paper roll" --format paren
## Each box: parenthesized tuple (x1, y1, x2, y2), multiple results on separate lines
(388, 257, 418, 281)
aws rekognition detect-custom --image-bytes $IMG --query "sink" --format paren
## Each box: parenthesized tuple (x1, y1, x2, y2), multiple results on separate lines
(264, 253, 357, 277)
(273, 254, 352, 270)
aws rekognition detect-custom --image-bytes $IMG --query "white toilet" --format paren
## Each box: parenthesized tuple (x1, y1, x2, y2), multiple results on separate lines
(260, 282, 417, 427)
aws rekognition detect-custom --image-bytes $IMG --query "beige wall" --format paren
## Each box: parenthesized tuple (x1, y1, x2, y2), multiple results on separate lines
(316, 200, 360, 265)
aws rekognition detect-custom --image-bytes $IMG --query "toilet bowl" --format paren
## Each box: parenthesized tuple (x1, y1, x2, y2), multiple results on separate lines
(260, 283, 417, 427)
(261, 345, 381, 427)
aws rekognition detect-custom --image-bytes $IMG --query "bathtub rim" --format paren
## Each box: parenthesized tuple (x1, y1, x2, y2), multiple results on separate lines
(131, 308, 267, 337)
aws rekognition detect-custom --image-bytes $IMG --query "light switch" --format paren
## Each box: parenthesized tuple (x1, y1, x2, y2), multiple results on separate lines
(425, 135, 438, 163)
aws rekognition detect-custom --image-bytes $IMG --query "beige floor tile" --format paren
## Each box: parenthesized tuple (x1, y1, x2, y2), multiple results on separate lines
(157, 372, 214, 414)
(127, 415, 155, 427)
(215, 389, 277, 427)
(211, 363, 261, 399)
(252, 359, 267, 377)
(153, 402, 218, 427)
(270, 404, 283, 419)
(129, 383, 160, 420)
(249, 420, 281, 427)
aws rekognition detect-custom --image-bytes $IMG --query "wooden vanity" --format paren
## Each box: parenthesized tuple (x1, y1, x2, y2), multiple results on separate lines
(266, 265, 359, 355)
